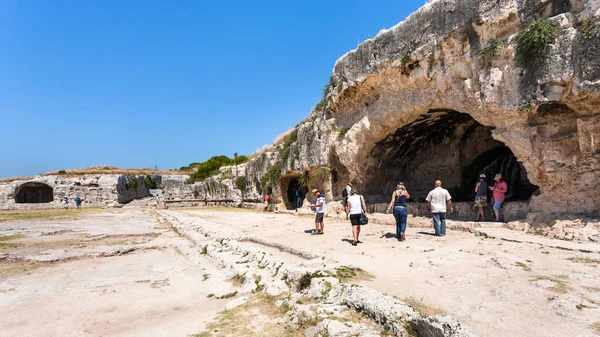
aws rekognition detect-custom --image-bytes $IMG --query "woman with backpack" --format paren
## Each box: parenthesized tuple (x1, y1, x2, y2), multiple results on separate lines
(386, 182, 411, 241)
(346, 188, 367, 246)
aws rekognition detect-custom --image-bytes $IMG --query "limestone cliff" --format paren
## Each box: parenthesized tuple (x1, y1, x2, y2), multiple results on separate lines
(238, 0, 600, 217)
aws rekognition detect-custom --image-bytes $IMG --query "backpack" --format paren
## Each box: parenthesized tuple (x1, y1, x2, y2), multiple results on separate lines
(342, 188, 348, 198)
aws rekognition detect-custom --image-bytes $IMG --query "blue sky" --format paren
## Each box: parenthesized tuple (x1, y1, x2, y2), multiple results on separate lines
(0, 0, 426, 178)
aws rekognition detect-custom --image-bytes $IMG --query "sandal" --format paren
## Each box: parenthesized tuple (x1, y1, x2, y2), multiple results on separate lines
(352, 241, 358, 246)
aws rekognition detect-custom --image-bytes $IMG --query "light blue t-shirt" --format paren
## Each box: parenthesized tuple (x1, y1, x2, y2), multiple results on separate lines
(315, 195, 326, 214)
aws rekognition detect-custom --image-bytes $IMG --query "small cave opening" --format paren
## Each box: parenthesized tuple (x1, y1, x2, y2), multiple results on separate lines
(363, 110, 538, 203)
(15, 182, 54, 203)
(279, 173, 302, 210)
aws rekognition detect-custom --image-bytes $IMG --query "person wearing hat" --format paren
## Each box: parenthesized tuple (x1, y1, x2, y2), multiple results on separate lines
(473, 174, 488, 221)
(386, 182, 411, 241)
(310, 189, 326, 235)
(489, 174, 508, 222)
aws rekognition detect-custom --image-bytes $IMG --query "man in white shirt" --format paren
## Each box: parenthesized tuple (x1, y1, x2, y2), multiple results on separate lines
(425, 180, 453, 236)
(311, 189, 326, 235)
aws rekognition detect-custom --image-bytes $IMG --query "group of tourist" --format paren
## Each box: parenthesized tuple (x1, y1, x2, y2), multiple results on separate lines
(62, 196, 82, 210)
(307, 173, 509, 245)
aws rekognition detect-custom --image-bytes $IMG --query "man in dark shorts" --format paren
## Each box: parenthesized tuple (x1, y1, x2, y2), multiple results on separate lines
(310, 189, 326, 235)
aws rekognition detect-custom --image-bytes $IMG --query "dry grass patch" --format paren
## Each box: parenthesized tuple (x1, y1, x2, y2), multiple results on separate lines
(591, 321, 600, 334)
(44, 166, 187, 177)
(0, 208, 103, 222)
(567, 257, 600, 265)
(515, 262, 532, 271)
(335, 266, 374, 283)
(0, 260, 44, 275)
(531, 275, 569, 294)
(190, 295, 305, 337)
(402, 297, 446, 316)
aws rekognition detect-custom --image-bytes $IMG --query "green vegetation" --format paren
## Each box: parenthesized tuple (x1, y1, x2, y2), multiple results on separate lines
(125, 176, 138, 190)
(479, 39, 508, 68)
(315, 78, 333, 111)
(338, 128, 350, 138)
(58, 170, 67, 175)
(311, 166, 332, 184)
(515, 18, 559, 67)
(262, 163, 282, 187)
(235, 176, 247, 191)
(298, 171, 309, 189)
(184, 155, 248, 183)
(216, 291, 238, 299)
(279, 128, 298, 158)
(400, 53, 418, 75)
(582, 16, 600, 40)
(298, 272, 320, 291)
(144, 176, 159, 189)
(400, 53, 412, 66)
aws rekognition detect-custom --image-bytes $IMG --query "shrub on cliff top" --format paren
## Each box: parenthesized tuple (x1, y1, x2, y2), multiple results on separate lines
(184, 155, 248, 183)
(515, 18, 559, 67)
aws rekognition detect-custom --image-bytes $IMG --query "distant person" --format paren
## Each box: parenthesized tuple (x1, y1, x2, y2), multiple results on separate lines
(489, 174, 508, 222)
(425, 180, 453, 236)
(204, 194, 208, 206)
(63, 197, 69, 210)
(310, 189, 326, 235)
(346, 188, 367, 246)
(342, 183, 352, 218)
(386, 182, 411, 241)
(74, 196, 81, 210)
(156, 195, 160, 205)
(473, 174, 488, 221)
(264, 193, 271, 212)
(295, 187, 304, 211)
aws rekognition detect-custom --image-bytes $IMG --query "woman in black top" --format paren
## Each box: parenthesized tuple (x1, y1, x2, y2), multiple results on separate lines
(386, 182, 411, 241)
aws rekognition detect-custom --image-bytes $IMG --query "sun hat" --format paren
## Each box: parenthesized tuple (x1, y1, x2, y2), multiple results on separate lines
(347, 183, 353, 187)
(312, 189, 319, 194)
(479, 174, 486, 178)
(397, 181, 404, 185)
(494, 174, 502, 180)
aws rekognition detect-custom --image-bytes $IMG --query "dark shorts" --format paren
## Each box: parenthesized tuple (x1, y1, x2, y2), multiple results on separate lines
(315, 213, 324, 223)
(349, 214, 361, 225)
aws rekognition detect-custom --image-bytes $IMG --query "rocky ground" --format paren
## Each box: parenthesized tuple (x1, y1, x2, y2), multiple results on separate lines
(1, 206, 599, 337)
(0, 208, 234, 337)
(171, 208, 600, 337)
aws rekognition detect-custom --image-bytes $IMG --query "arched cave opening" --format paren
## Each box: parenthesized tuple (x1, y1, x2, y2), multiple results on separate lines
(15, 182, 54, 203)
(363, 110, 538, 203)
(279, 173, 302, 210)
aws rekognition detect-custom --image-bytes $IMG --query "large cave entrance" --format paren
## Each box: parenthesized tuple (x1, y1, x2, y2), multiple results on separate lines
(279, 173, 302, 210)
(363, 110, 538, 203)
(15, 182, 54, 203)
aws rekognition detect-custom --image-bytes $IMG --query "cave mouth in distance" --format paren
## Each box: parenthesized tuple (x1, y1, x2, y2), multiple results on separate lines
(15, 182, 54, 203)
(363, 109, 539, 203)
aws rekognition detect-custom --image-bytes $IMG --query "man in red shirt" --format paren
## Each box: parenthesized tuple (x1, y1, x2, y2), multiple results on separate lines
(489, 174, 508, 222)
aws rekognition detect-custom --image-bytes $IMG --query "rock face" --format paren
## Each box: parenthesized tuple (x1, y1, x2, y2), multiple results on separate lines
(0, 174, 185, 209)
(236, 0, 600, 217)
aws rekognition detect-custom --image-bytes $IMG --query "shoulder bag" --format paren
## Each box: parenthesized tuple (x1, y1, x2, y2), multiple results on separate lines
(359, 195, 369, 225)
